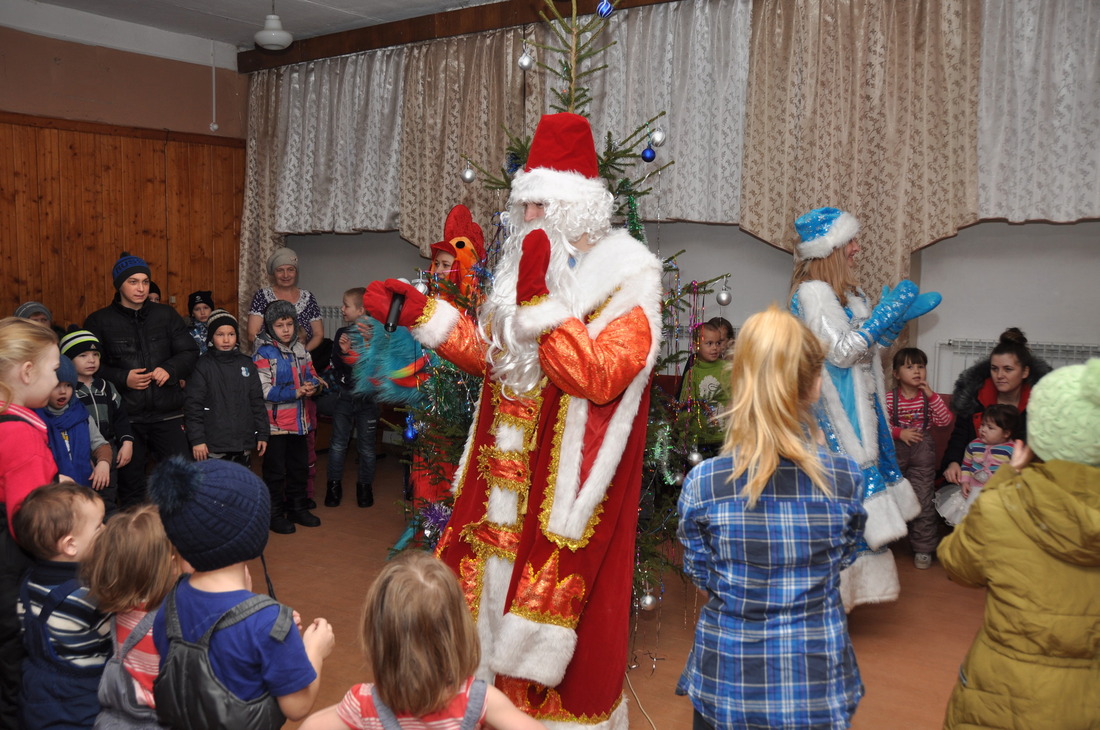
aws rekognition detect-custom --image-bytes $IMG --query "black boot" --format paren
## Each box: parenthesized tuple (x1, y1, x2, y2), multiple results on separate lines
(304, 497, 317, 510)
(269, 487, 295, 533)
(356, 482, 374, 508)
(287, 498, 321, 527)
(324, 480, 342, 507)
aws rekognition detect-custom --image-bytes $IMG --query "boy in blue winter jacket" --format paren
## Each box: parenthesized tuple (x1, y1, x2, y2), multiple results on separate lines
(253, 301, 323, 534)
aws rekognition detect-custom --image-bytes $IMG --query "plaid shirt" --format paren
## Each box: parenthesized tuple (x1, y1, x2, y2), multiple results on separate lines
(677, 449, 867, 729)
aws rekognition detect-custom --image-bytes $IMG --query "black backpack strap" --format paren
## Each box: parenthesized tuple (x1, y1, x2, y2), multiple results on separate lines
(201, 594, 293, 644)
(369, 685, 405, 730)
(459, 679, 488, 730)
(162, 578, 185, 642)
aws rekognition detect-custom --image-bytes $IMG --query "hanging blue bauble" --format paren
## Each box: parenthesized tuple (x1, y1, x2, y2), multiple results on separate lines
(597, 0, 614, 18)
(641, 145, 656, 163)
(404, 413, 418, 441)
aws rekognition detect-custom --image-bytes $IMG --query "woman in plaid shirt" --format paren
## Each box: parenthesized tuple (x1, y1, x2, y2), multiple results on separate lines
(677, 307, 867, 729)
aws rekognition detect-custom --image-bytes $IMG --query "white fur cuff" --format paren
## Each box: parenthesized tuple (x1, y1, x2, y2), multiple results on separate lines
(861, 490, 909, 550)
(514, 297, 571, 340)
(411, 298, 460, 349)
(491, 613, 577, 686)
(889, 478, 921, 521)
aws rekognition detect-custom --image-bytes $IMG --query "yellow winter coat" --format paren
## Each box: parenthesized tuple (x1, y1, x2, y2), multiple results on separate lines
(938, 460, 1100, 729)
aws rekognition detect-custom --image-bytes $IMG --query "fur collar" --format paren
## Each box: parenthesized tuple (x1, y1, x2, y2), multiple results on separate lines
(951, 355, 1053, 417)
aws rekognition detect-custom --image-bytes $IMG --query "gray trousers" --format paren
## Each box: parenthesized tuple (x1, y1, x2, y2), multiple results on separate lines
(895, 432, 940, 553)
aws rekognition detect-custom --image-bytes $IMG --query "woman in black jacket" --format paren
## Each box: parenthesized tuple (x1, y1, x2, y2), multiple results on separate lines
(940, 328, 1051, 484)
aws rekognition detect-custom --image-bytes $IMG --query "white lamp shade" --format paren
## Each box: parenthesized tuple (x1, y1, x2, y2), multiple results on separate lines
(255, 14, 293, 50)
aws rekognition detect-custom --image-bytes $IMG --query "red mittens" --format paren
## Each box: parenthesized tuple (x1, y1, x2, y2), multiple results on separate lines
(517, 229, 552, 305)
(363, 279, 429, 329)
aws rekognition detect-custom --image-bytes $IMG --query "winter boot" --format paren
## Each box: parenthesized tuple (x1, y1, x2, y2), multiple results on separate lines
(287, 499, 321, 528)
(356, 482, 374, 508)
(324, 480, 342, 508)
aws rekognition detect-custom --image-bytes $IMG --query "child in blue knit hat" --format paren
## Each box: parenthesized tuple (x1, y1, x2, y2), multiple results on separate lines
(34, 355, 116, 511)
(149, 458, 334, 730)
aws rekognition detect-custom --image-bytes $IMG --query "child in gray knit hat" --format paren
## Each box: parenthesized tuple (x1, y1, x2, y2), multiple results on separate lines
(148, 458, 334, 729)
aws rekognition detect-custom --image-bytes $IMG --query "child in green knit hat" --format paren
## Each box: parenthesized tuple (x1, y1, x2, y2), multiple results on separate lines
(937, 359, 1100, 729)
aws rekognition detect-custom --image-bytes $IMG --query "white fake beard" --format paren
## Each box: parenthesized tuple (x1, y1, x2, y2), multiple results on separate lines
(480, 206, 585, 397)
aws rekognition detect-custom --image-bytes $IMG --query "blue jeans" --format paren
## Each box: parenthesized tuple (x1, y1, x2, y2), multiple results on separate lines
(326, 391, 379, 485)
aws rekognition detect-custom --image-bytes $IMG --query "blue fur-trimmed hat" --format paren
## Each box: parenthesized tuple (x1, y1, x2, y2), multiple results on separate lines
(149, 458, 270, 572)
(795, 207, 860, 260)
(112, 251, 151, 289)
(59, 330, 101, 360)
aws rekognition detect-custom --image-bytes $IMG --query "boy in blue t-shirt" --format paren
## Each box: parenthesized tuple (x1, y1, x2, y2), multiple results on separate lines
(148, 458, 334, 727)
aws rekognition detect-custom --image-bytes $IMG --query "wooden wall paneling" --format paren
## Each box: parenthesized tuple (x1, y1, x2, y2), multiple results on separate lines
(140, 137, 169, 306)
(209, 143, 244, 316)
(164, 139, 188, 316)
(1, 123, 37, 316)
(36, 128, 67, 324)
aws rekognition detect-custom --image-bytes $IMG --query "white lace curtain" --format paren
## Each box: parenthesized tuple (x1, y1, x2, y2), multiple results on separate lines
(978, 0, 1100, 221)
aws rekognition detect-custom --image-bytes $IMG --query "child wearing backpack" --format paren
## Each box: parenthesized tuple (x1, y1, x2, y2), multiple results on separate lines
(300, 550, 544, 730)
(148, 458, 333, 729)
(83, 504, 180, 728)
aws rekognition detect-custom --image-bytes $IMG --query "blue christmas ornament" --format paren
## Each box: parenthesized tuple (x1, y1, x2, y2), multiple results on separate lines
(641, 145, 656, 163)
(404, 413, 418, 442)
(597, 0, 613, 18)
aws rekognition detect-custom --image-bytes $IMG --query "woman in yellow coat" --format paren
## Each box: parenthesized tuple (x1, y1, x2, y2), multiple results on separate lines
(938, 358, 1100, 729)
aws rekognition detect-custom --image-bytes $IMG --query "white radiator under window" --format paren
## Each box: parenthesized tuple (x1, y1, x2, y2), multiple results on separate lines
(318, 305, 345, 340)
(933, 339, 1100, 393)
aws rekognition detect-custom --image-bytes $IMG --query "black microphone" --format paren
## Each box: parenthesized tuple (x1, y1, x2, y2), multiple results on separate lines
(384, 278, 411, 333)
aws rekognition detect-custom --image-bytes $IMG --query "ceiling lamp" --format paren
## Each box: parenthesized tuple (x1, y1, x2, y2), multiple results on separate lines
(254, 3, 293, 50)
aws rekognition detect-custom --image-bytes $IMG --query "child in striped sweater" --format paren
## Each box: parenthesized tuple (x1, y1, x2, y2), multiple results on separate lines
(885, 348, 953, 569)
(13, 483, 109, 729)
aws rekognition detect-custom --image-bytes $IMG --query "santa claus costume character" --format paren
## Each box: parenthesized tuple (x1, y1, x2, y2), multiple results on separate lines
(788, 207, 940, 610)
(364, 113, 662, 730)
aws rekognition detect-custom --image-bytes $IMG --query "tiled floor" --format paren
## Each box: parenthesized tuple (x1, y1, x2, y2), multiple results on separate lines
(257, 444, 985, 729)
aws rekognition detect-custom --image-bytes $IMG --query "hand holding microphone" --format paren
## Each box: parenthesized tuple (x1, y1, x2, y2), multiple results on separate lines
(363, 278, 430, 331)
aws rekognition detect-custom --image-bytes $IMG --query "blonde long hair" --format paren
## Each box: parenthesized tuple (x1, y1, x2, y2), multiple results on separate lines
(0, 316, 58, 413)
(723, 306, 830, 506)
(362, 551, 479, 716)
(789, 245, 859, 307)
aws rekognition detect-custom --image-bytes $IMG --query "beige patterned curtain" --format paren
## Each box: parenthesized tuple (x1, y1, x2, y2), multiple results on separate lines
(398, 28, 542, 255)
(740, 0, 981, 293)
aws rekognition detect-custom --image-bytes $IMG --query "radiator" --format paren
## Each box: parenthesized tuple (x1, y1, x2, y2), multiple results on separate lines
(933, 338, 1100, 393)
(318, 305, 345, 339)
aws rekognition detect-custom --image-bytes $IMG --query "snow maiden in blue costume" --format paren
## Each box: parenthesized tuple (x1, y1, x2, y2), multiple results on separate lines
(789, 207, 941, 610)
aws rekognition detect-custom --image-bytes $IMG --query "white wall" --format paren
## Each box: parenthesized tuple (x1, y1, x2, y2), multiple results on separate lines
(292, 218, 1100, 386)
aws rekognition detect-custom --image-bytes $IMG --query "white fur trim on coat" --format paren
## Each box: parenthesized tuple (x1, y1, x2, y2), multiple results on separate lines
(542, 230, 663, 541)
(515, 296, 571, 340)
(411, 297, 460, 349)
(491, 612, 578, 686)
(839, 548, 900, 612)
(861, 487, 910, 549)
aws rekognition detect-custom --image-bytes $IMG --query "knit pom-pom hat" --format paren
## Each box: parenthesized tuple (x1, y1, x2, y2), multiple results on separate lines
(111, 251, 151, 289)
(1027, 358, 1100, 466)
(148, 458, 270, 572)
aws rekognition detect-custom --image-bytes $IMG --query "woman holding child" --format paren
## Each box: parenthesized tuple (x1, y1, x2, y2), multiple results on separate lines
(940, 327, 1051, 485)
(788, 207, 939, 610)
(246, 248, 324, 353)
